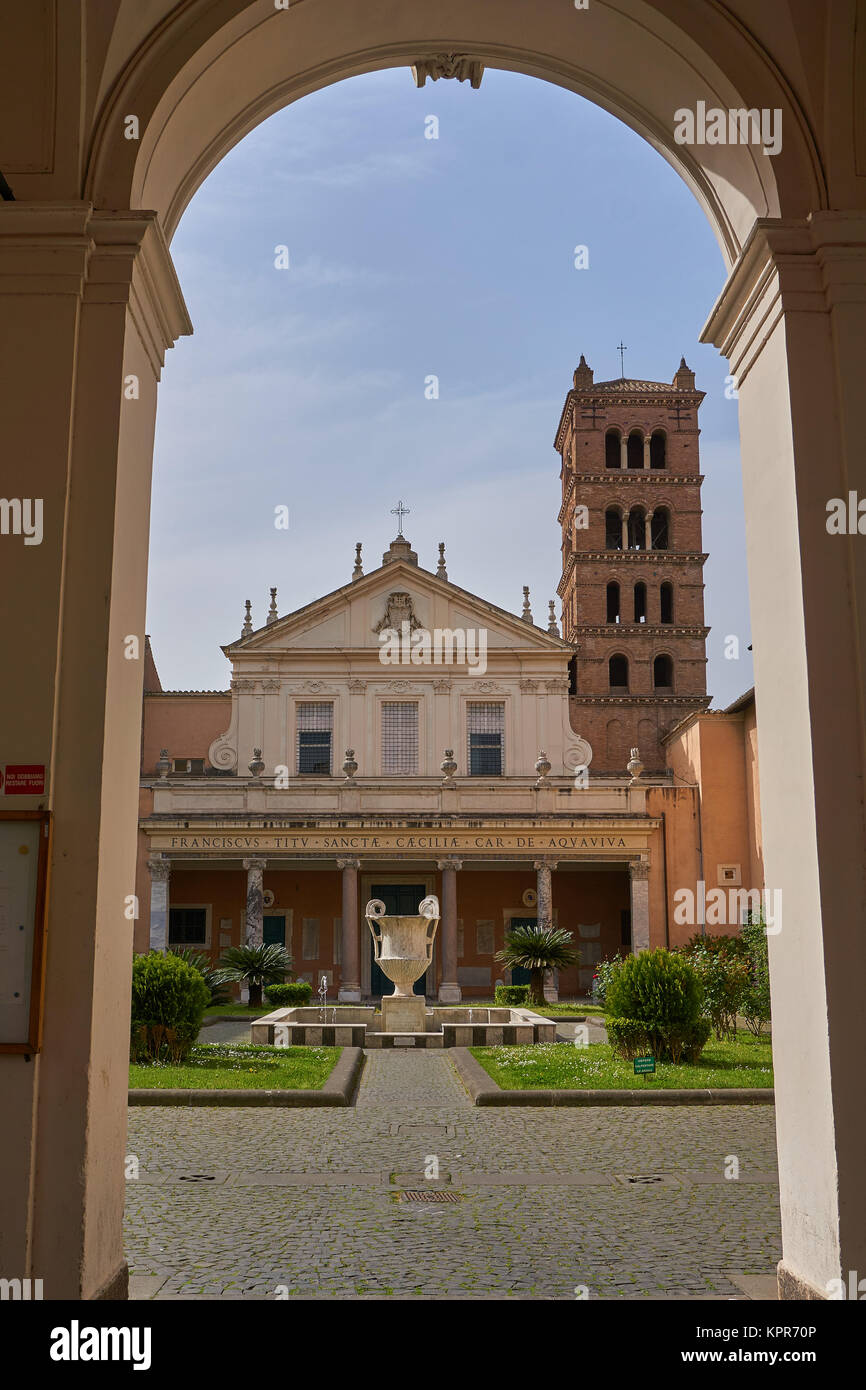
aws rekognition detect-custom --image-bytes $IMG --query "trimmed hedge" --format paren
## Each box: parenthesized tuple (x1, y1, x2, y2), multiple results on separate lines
(494, 984, 531, 1007)
(605, 948, 709, 1064)
(606, 1016, 711, 1065)
(264, 981, 313, 1007)
(131, 951, 210, 1064)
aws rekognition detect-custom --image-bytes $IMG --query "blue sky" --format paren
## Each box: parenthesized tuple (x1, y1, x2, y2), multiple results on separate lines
(148, 67, 753, 707)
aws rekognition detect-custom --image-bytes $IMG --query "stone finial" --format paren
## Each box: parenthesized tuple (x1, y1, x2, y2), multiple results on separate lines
(241, 600, 253, 637)
(627, 746, 645, 784)
(535, 750, 552, 788)
(547, 601, 560, 636)
(573, 353, 593, 389)
(436, 542, 448, 580)
(342, 748, 358, 783)
(521, 586, 533, 624)
(440, 748, 457, 782)
(266, 587, 278, 625)
(156, 748, 171, 780)
(352, 542, 364, 581)
(248, 747, 265, 778)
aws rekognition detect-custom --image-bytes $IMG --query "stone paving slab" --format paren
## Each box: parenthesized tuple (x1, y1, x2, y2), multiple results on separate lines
(124, 1049, 782, 1300)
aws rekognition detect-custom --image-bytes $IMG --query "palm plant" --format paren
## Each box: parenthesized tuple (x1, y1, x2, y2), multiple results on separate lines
(216, 943, 294, 1008)
(169, 946, 232, 1007)
(496, 925, 580, 1005)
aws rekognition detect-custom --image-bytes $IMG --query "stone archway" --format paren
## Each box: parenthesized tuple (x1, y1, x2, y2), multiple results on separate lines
(0, 0, 864, 1301)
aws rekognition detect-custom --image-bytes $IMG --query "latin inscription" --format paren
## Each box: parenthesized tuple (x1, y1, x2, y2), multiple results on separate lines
(164, 833, 629, 851)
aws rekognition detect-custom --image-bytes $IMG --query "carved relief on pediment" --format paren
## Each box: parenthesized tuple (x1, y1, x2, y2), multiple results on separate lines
(373, 591, 422, 635)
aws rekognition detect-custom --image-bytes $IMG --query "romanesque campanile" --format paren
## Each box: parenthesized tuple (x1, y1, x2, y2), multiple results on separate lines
(556, 355, 711, 772)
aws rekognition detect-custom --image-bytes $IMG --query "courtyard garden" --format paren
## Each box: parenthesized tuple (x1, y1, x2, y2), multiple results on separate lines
(129, 1042, 339, 1091)
(470, 1032, 773, 1090)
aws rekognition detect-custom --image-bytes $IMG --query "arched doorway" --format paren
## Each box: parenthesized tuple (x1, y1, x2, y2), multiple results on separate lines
(1, 0, 863, 1304)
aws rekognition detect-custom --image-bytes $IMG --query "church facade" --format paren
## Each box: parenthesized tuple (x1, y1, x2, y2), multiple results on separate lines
(136, 358, 764, 1001)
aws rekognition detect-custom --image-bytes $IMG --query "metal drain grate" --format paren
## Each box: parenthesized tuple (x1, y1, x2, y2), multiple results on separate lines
(179, 1174, 216, 1182)
(397, 1189, 463, 1204)
(625, 1175, 664, 1184)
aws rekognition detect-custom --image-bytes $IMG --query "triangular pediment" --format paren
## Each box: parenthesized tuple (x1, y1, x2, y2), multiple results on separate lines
(224, 560, 570, 657)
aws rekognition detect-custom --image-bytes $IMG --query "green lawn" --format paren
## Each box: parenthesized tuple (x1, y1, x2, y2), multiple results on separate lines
(445, 999, 604, 1017)
(470, 1032, 773, 1090)
(129, 1043, 340, 1090)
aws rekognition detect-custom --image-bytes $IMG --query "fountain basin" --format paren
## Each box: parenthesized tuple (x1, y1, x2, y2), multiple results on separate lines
(250, 1005, 556, 1048)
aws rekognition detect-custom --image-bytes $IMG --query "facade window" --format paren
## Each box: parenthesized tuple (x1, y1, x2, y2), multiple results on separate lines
(654, 654, 673, 688)
(627, 431, 643, 469)
(172, 757, 205, 775)
(651, 508, 670, 550)
(609, 655, 629, 690)
(650, 430, 666, 469)
(660, 582, 674, 623)
(381, 701, 419, 775)
(605, 430, 621, 469)
(605, 508, 623, 550)
(468, 702, 505, 776)
(634, 582, 647, 623)
(606, 581, 620, 623)
(627, 507, 646, 550)
(296, 701, 333, 774)
(168, 907, 207, 946)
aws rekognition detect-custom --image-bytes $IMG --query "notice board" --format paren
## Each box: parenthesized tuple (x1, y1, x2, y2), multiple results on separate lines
(0, 812, 50, 1052)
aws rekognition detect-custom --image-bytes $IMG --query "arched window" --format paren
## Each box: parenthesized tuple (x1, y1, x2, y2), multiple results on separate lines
(627, 430, 643, 469)
(651, 507, 670, 550)
(609, 654, 629, 690)
(634, 582, 647, 623)
(605, 508, 623, 550)
(653, 654, 673, 688)
(660, 582, 673, 623)
(606, 581, 620, 623)
(605, 429, 621, 469)
(650, 430, 666, 469)
(627, 507, 646, 550)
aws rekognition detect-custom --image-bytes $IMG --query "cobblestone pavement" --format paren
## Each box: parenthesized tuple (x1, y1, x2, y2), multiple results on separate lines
(124, 1050, 781, 1300)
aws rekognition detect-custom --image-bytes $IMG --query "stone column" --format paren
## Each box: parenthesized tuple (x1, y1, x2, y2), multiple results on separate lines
(629, 860, 650, 952)
(337, 857, 361, 1001)
(243, 857, 267, 946)
(619, 433, 627, 469)
(437, 858, 462, 1003)
(645, 509, 653, 551)
(534, 858, 559, 1002)
(147, 857, 171, 952)
(643, 434, 651, 469)
(620, 513, 629, 550)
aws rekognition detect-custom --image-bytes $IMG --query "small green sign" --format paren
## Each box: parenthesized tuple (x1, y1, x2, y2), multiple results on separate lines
(633, 1055, 656, 1075)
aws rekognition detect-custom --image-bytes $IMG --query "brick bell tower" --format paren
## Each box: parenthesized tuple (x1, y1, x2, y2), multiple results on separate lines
(555, 354, 711, 773)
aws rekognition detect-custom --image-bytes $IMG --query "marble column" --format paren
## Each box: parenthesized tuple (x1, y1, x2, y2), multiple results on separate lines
(243, 856, 267, 946)
(337, 857, 361, 1001)
(619, 433, 627, 469)
(534, 858, 559, 1002)
(620, 513, 629, 550)
(147, 857, 171, 952)
(645, 509, 653, 551)
(437, 857, 462, 1003)
(629, 860, 651, 952)
(643, 434, 651, 469)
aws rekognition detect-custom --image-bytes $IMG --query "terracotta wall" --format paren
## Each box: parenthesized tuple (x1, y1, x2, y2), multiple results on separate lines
(141, 692, 231, 775)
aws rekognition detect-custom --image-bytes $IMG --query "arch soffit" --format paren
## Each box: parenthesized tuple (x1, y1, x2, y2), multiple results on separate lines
(86, 0, 825, 262)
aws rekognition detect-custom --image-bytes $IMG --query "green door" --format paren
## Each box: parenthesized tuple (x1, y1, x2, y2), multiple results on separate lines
(263, 914, 286, 947)
(507, 916, 536, 985)
(370, 883, 428, 997)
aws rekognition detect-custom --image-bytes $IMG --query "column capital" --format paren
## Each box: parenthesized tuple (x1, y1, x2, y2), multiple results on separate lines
(533, 857, 559, 871)
(336, 857, 361, 871)
(147, 856, 171, 882)
(242, 856, 267, 872)
(437, 857, 463, 871)
(629, 859, 650, 881)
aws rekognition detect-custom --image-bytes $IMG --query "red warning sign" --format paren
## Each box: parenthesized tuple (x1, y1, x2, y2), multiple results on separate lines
(3, 765, 46, 794)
